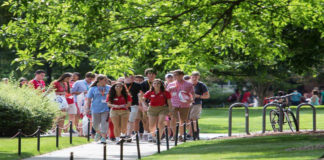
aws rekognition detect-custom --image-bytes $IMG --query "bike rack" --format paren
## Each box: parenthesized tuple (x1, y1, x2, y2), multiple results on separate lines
(262, 103, 284, 133)
(228, 103, 249, 137)
(296, 103, 316, 132)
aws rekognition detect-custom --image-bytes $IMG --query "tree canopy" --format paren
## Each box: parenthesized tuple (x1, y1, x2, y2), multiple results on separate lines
(0, 0, 323, 78)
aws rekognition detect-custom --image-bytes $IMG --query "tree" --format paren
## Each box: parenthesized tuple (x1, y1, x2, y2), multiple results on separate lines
(0, 0, 323, 80)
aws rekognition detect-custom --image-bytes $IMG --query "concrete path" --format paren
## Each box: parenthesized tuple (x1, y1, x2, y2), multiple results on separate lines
(24, 133, 230, 160)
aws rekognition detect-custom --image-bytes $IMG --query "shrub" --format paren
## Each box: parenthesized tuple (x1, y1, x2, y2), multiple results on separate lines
(203, 83, 233, 108)
(0, 82, 58, 137)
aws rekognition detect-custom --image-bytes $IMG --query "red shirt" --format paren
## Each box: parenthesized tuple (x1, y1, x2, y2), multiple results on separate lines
(241, 92, 251, 103)
(29, 79, 46, 92)
(144, 91, 171, 107)
(53, 81, 74, 104)
(106, 95, 132, 110)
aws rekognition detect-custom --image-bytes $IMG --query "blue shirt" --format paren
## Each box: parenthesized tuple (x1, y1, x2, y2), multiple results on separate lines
(86, 85, 111, 113)
(72, 79, 92, 100)
(291, 91, 302, 102)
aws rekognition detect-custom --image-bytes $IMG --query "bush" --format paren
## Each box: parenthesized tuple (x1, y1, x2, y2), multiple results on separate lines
(0, 82, 58, 137)
(203, 83, 233, 108)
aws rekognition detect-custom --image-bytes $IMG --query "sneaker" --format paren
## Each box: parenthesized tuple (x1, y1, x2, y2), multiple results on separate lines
(148, 134, 153, 142)
(178, 136, 184, 142)
(94, 134, 101, 142)
(161, 133, 166, 140)
(186, 135, 192, 140)
(152, 137, 157, 143)
(100, 137, 106, 144)
(111, 137, 116, 141)
(116, 137, 123, 145)
(126, 136, 132, 143)
(143, 133, 148, 141)
(120, 133, 126, 138)
(70, 129, 77, 134)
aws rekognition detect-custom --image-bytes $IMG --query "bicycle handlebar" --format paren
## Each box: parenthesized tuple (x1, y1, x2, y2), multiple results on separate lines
(266, 93, 294, 100)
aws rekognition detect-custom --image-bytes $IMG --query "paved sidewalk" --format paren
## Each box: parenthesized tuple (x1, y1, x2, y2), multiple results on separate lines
(25, 133, 231, 160)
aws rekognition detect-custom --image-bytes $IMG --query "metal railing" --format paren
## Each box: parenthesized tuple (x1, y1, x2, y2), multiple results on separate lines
(228, 103, 250, 136)
(296, 103, 316, 132)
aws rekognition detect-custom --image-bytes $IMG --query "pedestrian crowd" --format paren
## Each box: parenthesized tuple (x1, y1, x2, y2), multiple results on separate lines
(1, 68, 209, 144)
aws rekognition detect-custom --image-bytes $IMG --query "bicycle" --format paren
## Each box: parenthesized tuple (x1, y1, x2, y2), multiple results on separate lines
(267, 94, 298, 132)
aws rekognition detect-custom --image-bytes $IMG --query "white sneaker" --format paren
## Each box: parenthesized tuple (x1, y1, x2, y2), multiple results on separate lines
(120, 133, 126, 138)
(143, 133, 148, 141)
(148, 133, 153, 142)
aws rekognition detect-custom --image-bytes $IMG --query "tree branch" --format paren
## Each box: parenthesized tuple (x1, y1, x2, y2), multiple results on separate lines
(192, 0, 245, 44)
(107, 1, 240, 35)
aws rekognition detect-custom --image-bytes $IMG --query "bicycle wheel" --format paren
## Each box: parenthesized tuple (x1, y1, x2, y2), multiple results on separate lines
(285, 110, 298, 132)
(269, 109, 279, 132)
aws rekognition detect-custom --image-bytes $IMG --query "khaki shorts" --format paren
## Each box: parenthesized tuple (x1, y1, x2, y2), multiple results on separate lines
(189, 104, 202, 120)
(136, 110, 148, 120)
(110, 109, 129, 118)
(67, 103, 77, 115)
(128, 105, 139, 122)
(148, 106, 169, 117)
(171, 107, 190, 122)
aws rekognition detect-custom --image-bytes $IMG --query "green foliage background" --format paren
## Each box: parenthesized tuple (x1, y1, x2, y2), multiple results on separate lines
(0, 82, 58, 137)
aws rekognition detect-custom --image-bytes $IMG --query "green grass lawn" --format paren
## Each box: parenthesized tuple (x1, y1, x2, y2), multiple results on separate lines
(0, 137, 91, 160)
(199, 105, 324, 133)
(144, 134, 324, 160)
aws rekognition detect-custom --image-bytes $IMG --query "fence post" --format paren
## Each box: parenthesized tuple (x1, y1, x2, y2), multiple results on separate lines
(136, 132, 141, 159)
(278, 105, 283, 132)
(18, 129, 21, 156)
(296, 103, 316, 132)
(228, 106, 232, 137)
(69, 121, 73, 144)
(56, 124, 59, 148)
(228, 103, 249, 136)
(103, 143, 107, 160)
(120, 139, 125, 160)
(175, 123, 179, 146)
(70, 152, 73, 160)
(87, 119, 90, 142)
(37, 126, 41, 151)
(156, 128, 161, 153)
(165, 126, 169, 150)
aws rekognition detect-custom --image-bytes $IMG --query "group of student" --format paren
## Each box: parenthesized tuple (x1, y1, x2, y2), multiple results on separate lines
(21, 68, 210, 144)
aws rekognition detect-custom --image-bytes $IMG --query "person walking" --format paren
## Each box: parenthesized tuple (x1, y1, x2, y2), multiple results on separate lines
(143, 79, 172, 142)
(107, 82, 132, 144)
(85, 75, 111, 143)
(72, 72, 96, 136)
(188, 71, 209, 139)
(124, 73, 142, 142)
(45, 73, 76, 136)
(167, 69, 195, 142)
(139, 68, 157, 137)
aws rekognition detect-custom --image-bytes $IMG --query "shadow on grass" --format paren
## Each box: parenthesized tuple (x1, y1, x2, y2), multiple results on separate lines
(0, 151, 34, 160)
(155, 135, 324, 159)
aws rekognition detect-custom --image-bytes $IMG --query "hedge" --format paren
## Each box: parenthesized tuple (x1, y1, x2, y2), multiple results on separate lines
(0, 82, 58, 137)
